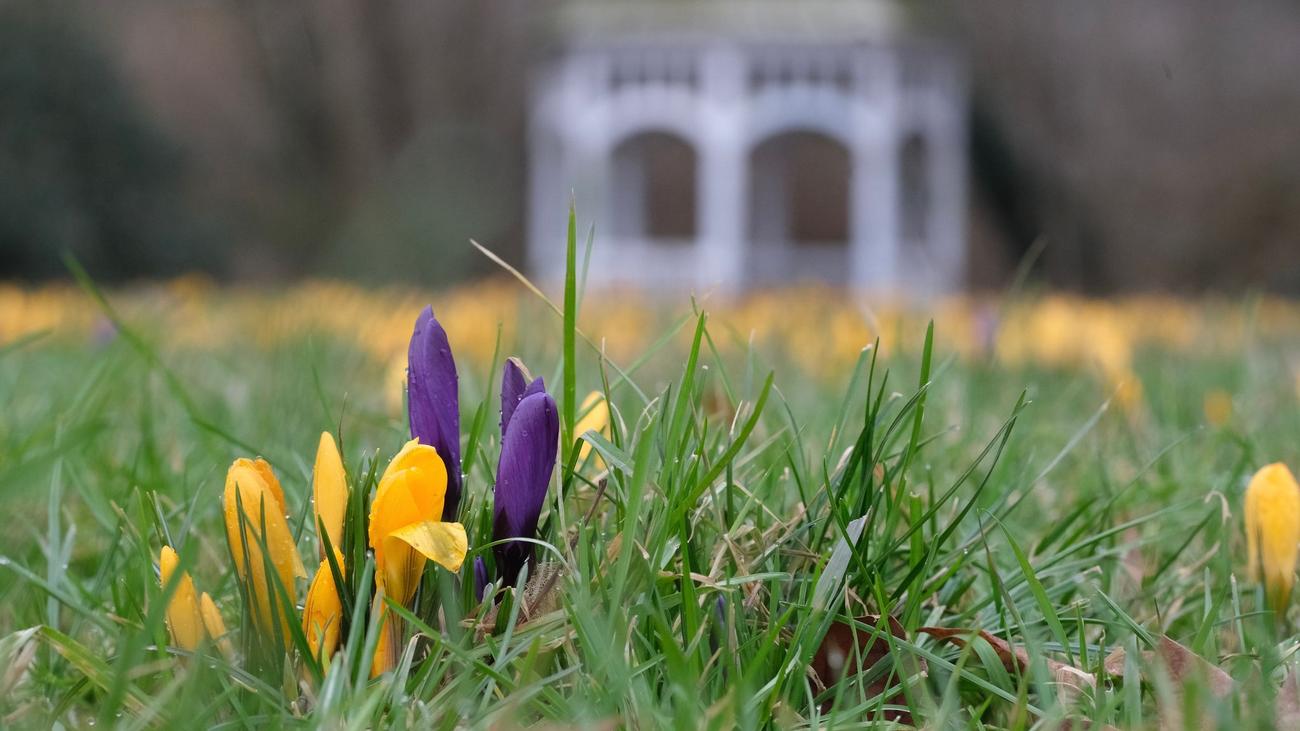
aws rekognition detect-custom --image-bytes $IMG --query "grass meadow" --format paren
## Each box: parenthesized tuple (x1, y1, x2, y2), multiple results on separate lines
(2, 244, 1300, 728)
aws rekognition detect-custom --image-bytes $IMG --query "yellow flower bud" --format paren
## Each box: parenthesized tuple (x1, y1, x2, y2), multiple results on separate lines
(1245, 462, 1300, 613)
(199, 591, 233, 659)
(574, 391, 610, 464)
(223, 458, 306, 641)
(303, 555, 344, 667)
(313, 432, 348, 555)
(159, 546, 204, 651)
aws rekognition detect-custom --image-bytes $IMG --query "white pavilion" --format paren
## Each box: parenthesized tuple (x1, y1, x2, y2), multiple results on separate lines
(527, 2, 966, 293)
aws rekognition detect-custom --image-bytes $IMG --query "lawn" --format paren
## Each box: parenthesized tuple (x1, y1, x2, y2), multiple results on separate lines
(1, 258, 1299, 728)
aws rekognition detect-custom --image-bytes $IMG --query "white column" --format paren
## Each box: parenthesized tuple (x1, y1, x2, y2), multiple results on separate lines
(530, 52, 604, 287)
(698, 44, 747, 293)
(929, 70, 967, 293)
(564, 51, 617, 289)
(850, 48, 900, 293)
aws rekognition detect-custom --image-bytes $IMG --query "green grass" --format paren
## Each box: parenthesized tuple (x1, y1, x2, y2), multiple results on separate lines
(1, 265, 1298, 728)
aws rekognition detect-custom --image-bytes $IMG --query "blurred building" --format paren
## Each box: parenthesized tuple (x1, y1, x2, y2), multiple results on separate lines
(528, 2, 965, 293)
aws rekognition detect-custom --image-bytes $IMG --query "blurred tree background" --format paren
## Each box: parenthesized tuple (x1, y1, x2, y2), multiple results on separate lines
(0, 3, 215, 279)
(2, 0, 1298, 292)
(945, 0, 1300, 293)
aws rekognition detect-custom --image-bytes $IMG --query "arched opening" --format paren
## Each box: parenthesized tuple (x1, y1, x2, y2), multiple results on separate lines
(747, 130, 851, 284)
(899, 133, 930, 246)
(610, 131, 698, 243)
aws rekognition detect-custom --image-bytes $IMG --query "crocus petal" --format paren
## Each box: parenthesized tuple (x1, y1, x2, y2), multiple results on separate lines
(313, 432, 348, 554)
(199, 592, 233, 659)
(381, 439, 449, 505)
(574, 391, 610, 462)
(303, 556, 344, 666)
(159, 546, 205, 651)
(493, 391, 559, 587)
(248, 457, 289, 517)
(387, 520, 467, 574)
(1245, 462, 1300, 612)
(501, 357, 529, 435)
(525, 378, 547, 398)
(407, 306, 461, 521)
(370, 445, 447, 571)
(501, 358, 547, 436)
(223, 458, 306, 640)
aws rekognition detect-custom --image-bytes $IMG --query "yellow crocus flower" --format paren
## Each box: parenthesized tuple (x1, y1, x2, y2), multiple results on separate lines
(313, 432, 348, 555)
(199, 591, 233, 659)
(1245, 463, 1300, 613)
(159, 545, 204, 651)
(302, 553, 344, 667)
(369, 440, 467, 605)
(223, 458, 307, 641)
(367, 439, 467, 675)
(574, 391, 610, 463)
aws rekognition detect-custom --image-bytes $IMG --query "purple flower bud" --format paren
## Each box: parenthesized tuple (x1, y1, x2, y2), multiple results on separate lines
(492, 390, 558, 588)
(407, 306, 461, 520)
(473, 556, 489, 602)
(501, 358, 528, 436)
(500, 358, 546, 437)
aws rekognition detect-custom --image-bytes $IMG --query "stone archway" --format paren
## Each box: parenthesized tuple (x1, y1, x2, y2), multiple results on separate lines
(609, 131, 699, 244)
(746, 130, 852, 285)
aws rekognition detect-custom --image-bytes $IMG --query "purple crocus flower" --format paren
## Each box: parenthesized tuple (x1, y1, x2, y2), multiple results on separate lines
(492, 373, 558, 590)
(407, 305, 462, 521)
(500, 357, 546, 437)
(473, 556, 490, 601)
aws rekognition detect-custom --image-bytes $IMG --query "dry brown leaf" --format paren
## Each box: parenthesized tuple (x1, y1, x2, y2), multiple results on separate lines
(918, 626, 1096, 700)
(811, 614, 920, 723)
(1101, 635, 1233, 698)
(1102, 635, 1236, 730)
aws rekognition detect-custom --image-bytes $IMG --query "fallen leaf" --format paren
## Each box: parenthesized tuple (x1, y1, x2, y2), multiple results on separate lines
(918, 626, 1096, 698)
(811, 614, 920, 722)
(1102, 635, 1235, 730)
(1101, 635, 1233, 698)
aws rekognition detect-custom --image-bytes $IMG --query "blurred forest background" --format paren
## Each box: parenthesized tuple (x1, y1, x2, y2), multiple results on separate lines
(2, 0, 1298, 293)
